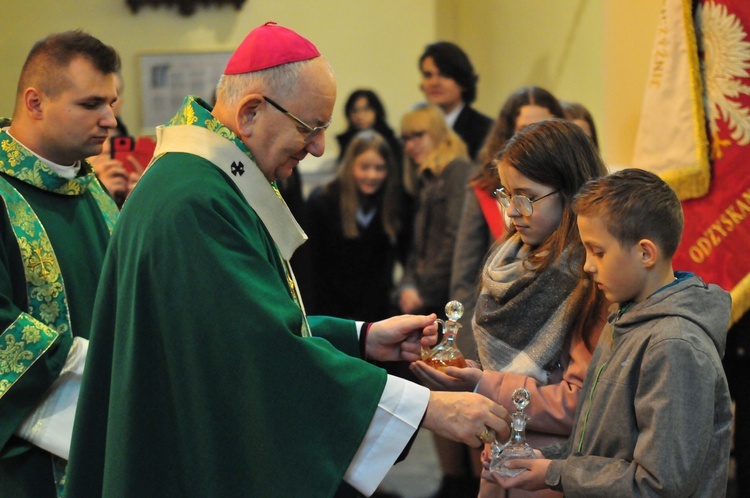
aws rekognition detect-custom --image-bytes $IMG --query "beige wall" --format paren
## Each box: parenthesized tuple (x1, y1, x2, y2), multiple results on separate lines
(437, 0, 662, 167)
(603, 0, 664, 167)
(0, 0, 662, 168)
(440, 0, 605, 122)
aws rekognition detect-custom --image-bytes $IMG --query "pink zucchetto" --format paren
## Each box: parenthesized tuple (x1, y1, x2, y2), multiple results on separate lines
(224, 21, 321, 75)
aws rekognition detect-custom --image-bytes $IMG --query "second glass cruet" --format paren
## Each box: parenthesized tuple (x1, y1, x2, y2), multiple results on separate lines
(490, 387, 537, 477)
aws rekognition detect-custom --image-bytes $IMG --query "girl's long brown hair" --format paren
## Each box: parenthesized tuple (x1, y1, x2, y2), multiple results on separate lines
(333, 130, 402, 240)
(499, 119, 609, 344)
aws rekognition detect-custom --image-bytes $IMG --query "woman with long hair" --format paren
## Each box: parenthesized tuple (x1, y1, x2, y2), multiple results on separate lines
(560, 100, 599, 147)
(336, 89, 401, 163)
(397, 103, 477, 498)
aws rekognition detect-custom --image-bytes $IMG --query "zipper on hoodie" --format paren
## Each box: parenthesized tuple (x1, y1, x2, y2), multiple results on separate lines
(576, 303, 629, 453)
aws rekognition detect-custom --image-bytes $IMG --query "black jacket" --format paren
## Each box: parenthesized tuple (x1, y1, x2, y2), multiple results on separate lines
(453, 105, 493, 161)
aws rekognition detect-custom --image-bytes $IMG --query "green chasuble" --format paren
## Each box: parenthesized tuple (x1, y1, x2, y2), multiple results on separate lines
(0, 123, 117, 497)
(65, 97, 387, 498)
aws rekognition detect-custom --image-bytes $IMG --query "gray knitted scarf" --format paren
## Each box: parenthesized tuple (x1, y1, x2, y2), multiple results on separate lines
(473, 233, 581, 384)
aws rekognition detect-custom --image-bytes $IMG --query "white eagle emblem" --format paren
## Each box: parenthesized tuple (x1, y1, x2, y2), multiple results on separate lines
(696, 1, 750, 158)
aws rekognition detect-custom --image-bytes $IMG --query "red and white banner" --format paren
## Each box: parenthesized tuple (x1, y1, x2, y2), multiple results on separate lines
(634, 0, 750, 325)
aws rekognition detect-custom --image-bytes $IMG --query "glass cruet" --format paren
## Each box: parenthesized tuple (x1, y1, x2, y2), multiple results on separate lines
(490, 387, 537, 477)
(421, 300, 467, 371)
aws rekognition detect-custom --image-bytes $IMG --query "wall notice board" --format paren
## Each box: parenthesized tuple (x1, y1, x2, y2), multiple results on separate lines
(138, 51, 232, 131)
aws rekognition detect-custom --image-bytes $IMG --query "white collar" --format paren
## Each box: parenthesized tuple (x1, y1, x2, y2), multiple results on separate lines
(355, 206, 377, 228)
(444, 102, 465, 129)
(3, 127, 80, 178)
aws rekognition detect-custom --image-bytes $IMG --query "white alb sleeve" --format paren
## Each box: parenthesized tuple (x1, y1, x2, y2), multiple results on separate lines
(13, 336, 88, 459)
(343, 374, 430, 496)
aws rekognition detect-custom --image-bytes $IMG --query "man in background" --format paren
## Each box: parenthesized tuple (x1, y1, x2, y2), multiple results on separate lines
(419, 41, 493, 160)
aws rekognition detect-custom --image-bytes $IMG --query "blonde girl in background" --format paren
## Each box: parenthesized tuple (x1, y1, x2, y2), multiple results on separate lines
(397, 103, 477, 498)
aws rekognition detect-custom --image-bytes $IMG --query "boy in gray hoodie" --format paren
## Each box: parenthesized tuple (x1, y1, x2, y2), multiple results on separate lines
(492, 168, 732, 497)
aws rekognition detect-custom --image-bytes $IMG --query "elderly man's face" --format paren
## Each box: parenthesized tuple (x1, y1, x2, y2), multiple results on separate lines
(250, 58, 336, 182)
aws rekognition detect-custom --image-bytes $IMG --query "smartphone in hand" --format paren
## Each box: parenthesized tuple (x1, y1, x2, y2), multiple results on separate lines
(110, 135, 156, 174)
(110, 136, 135, 171)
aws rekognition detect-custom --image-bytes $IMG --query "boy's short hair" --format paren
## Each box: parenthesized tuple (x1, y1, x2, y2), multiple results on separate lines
(573, 168, 684, 258)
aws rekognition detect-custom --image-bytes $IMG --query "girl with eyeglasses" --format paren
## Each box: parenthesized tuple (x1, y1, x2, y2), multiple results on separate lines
(451, 87, 565, 361)
(438, 89, 566, 496)
(412, 119, 609, 498)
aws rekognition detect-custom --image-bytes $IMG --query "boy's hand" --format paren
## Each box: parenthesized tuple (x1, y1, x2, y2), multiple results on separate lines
(491, 457, 552, 492)
(410, 360, 482, 391)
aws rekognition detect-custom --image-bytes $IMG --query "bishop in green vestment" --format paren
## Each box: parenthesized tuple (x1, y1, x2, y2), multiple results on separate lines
(0, 31, 120, 498)
(67, 95, 406, 497)
(66, 24, 510, 498)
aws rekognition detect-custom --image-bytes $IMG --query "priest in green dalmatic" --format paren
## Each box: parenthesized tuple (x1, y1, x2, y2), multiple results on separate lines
(64, 23, 509, 498)
(0, 32, 121, 498)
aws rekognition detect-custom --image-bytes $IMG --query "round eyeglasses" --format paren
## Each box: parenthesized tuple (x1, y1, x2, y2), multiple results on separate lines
(264, 96, 331, 143)
(494, 187, 559, 216)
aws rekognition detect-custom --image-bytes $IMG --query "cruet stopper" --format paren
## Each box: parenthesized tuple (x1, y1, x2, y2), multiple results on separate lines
(489, 387, 536, 477)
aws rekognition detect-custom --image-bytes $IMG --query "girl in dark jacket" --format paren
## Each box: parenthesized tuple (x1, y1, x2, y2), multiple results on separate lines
(306, 131, 408, 322)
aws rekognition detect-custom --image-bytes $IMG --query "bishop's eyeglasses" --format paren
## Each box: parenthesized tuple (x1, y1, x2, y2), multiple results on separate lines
(264, 96, 331, 143)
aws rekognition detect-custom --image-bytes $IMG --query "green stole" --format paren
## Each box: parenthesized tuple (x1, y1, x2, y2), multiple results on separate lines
(0, 128, 117, 396)
(0, 128, 117, 496)
(157, 100, 311, 337)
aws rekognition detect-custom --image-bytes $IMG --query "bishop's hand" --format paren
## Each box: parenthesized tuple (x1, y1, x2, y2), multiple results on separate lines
(365, 314, 438, 362)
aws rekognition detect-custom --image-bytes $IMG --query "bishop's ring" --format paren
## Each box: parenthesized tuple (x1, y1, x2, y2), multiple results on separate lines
(477, 428, 495, 444)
